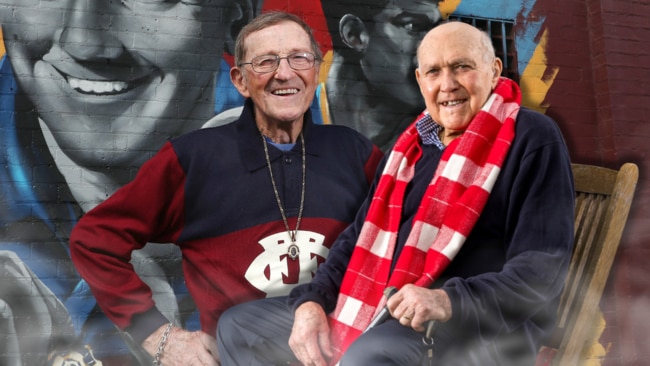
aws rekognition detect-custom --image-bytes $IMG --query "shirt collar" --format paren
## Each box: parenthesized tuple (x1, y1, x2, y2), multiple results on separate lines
(415, 112, 445, 150)
(237, 98, 317, 172)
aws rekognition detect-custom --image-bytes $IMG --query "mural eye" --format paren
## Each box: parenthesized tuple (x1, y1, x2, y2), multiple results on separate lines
(122, 0, 208, 5)
(392, 12, 436, 34)
(124, 0, 167, 3)
(122, 0, 174, 5)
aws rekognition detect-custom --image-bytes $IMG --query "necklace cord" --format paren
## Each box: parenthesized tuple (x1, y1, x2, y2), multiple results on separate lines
(260, 131, 306, 245)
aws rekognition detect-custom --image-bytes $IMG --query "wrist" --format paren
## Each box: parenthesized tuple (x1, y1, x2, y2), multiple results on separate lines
(126, 308, 170, 345)
(151, 322, 174, 366)
(142, 322, 173, 357)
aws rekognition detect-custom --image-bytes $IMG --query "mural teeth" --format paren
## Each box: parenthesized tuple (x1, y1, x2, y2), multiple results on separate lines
(68, 77, 128, 94)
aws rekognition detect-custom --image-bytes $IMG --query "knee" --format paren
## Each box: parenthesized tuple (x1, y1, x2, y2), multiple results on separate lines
(339, 324, 422, 366)
(339, 334, 386, 365)
(217, 303, 248, 344)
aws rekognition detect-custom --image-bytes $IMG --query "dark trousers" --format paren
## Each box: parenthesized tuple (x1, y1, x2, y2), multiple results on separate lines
(217, 296, 427, 366)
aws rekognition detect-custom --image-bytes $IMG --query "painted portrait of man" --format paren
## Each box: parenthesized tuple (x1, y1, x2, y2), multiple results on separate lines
(319, 0, 442, 150)
(0, 1, 259, 364)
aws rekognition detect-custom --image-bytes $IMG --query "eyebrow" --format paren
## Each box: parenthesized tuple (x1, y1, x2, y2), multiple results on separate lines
(252, 48, 312, 57)
(449, 57, 476, 66)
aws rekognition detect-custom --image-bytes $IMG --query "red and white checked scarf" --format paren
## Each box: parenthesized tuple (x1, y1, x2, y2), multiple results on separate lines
(327, 77, 521, 363)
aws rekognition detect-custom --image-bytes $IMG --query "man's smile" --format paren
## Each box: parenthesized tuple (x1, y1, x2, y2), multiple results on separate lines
(272, 88, 299, 95)
(440, 99, 466, 107)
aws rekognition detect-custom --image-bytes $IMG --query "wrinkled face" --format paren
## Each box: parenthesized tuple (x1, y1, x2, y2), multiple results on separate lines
(0, 1, 231, 168)
(415, 22, 502, 133)
(230, 21, 320, 127)
(361, 0, 441, 110)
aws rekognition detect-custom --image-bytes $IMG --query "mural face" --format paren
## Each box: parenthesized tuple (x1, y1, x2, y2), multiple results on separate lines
(0, 2, 257, 365)
(321, 0, 443, 150)
(355, 0, 442, 108)
(0, 0, 558, 364)
(1, 1, 241, 172)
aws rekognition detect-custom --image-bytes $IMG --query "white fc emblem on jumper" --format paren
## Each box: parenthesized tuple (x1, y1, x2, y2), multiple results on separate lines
(245, 230, 329, 297)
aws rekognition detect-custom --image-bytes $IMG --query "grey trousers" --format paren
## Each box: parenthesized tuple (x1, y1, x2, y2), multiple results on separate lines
(217, 296, 426, 366)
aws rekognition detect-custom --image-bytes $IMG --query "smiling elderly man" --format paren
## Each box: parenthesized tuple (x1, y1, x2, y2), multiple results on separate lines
(69, 11, 383, 366)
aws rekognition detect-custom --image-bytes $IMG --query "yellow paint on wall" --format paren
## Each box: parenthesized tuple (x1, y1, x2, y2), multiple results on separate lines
(319, 50, 333, 84)
(439, 0, 462, 19)
(1, 28, 5, 57)
(519, 28, 558, 113)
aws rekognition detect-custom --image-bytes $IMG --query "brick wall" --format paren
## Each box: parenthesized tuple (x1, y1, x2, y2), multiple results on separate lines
(541, 0, 650, 365)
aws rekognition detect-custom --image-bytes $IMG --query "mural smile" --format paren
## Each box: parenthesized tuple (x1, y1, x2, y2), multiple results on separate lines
(41, 46, 157, 96)
(67, 76, 130, 95)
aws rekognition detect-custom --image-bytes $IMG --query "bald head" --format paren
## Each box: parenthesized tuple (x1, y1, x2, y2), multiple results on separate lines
(417, 21, 496, 66)
(414, 20, 503, 138)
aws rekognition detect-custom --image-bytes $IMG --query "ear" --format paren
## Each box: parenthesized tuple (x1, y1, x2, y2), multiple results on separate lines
(230, 66, 250, 98)
(492, 57, 503, 84)
(224, 0, 263, 56)
(339, 14, 369, 52)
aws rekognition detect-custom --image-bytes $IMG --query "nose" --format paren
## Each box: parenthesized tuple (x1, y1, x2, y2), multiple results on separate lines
(273, 57, 294, 79)
(58, 1, 124, 61)
(439, 69, 459, 92)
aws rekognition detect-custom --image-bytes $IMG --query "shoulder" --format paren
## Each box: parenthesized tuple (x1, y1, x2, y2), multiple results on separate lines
(171, 118, 239, 151)
(506, 107, 572, 171)
(515, 108, 561, 133)
(310, 123, 374, 146)
(514, 107, 566, 146)
(307, 124, 380, 161)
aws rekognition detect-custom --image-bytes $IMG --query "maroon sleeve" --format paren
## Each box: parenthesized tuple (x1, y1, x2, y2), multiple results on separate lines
(70, 142, 186, 332)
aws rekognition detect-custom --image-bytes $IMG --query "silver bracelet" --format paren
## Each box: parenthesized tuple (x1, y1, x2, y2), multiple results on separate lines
(153, 322, 174, 366)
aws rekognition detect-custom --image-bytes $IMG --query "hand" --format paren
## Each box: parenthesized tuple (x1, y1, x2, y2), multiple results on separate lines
(142, 324, 220, 366)
(386, 284, 452, 332)
(288, 301, 333, 366)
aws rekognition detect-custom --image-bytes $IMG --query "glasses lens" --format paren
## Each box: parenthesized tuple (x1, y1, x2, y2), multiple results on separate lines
(248, 53, 316, 73)
(287, 52, 315, 70)
(251, 55, 279, 73)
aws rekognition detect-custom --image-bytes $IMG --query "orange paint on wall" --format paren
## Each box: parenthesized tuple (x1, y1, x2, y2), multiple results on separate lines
(439, 0, 462, 19)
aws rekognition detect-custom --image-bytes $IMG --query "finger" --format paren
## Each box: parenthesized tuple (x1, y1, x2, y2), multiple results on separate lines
(304, 340, 327, 366)
(318, 328, 333, 358)
(198, 352, 220, 366)
(199, 332, 219, 360)
(288, 337, 309, 365)
(399, 313, 413, 327)
(390, 293, 415, 319)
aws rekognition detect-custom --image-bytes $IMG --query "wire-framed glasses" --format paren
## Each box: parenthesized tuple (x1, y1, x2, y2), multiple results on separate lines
(239, 52, 318, 73)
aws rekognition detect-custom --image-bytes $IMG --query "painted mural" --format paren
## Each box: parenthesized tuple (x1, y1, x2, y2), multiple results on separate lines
(0, 0, 557, 365)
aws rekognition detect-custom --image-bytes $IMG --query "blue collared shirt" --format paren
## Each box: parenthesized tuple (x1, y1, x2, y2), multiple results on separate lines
(415, 112, 446, 150)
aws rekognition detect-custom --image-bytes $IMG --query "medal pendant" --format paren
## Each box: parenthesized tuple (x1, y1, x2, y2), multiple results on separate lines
(287, 243, 300, 260)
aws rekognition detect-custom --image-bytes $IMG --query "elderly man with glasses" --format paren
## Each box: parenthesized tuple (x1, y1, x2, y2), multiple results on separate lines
(69, 11, 383, 366)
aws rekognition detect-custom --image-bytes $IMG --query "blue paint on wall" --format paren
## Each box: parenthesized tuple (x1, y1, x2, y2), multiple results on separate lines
(452, 0, 545, 76)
